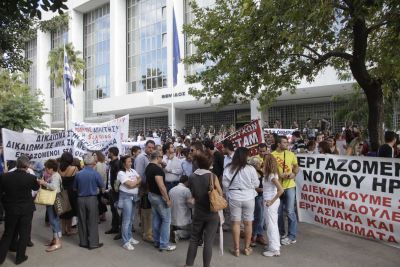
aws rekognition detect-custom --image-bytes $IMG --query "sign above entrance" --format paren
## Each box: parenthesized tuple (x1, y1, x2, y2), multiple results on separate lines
(161, 92, 186, 99)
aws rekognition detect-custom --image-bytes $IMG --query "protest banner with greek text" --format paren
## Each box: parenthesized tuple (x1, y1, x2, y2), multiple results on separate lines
(296, 154, 400, 248)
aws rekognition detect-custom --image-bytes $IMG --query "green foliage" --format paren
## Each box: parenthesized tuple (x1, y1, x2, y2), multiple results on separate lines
(47, 43, 85, 87)
(39, 13, 69, 32)
(184, 0, 400, 107)
(0, 0, 68, 72)
(334, 87, 394, 130)
(0, 70, 48, 132)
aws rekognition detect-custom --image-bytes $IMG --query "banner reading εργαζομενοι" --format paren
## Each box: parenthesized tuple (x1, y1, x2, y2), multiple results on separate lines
(296, 154, 400, 249)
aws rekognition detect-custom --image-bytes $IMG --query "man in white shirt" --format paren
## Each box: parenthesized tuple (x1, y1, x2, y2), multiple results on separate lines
(168, 175, 193, 242)
(222, 140, 235, 168)
(162, 142, 183, 192)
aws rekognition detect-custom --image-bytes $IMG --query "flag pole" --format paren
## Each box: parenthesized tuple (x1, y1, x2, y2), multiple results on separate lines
(63, 45, 68, 131)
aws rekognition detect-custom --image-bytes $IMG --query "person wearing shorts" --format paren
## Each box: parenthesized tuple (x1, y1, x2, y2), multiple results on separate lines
(222, 147, 259, 257)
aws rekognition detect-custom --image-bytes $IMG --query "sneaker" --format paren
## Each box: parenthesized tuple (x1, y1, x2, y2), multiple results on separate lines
(281, 237, 296, 245)
(159, 245, 176, 252)
(129, 238, 140, 245)
(123, 242, 135, 251)
(263, 250, 280, 257)
(280, 234, 287, 240)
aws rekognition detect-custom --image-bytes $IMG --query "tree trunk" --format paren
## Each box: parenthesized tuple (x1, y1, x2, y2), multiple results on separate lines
(364, 85, 384, 149)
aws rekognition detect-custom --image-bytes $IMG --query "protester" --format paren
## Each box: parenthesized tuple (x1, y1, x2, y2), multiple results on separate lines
(169, 175, 193, 243)
(162, 142, 183, 192)
(325, 136, 339, 154)
(204, 139, 224, 181)
(222, 140, 235, 168)
(248, 156, 266, 247)
(291, 131, 306, 153)
(58, 152, 78, 236)
(73, 154, 105, 249)
(38, 159, 63, 252)
(105, 147, 121, 238)
(117, 155, 141, 251)
(272, 136, 299, 245)
(223, 147, 259, 256)
(190, 141, 205, 172)
(254, 143, 269, 167)
(134, 140, 156, 242)
(94, 151, 108, 222)
(346, 136, 363, 156)
(184, 154, 221, 267)
(378, 131, 397, 158)
(318, 141, 332, 154)
(130, 146, 142, 167)
(0, 156, 39, 265)
(181, 148, 193, 177)
(145, 151, 176, 251)
(262, 154, 284, 257)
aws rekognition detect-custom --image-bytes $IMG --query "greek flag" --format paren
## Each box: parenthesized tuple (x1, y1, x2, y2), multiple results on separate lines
(172, 6, 181, 87)
(63, 46, 74, 105)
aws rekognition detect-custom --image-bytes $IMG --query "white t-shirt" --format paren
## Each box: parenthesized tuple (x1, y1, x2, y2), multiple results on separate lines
(263, 173, 279, 200)
(117, 169, 139, 195)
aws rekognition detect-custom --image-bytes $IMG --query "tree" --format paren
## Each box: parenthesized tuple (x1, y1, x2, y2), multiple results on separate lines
(0, 0, 69, 72)
(0, 70, 47, 132)
(47, 42, 85, 88)
(184, 0, 400, 148)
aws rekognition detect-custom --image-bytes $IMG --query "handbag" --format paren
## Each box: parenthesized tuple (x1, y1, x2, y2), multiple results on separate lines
(208, 173, 228, 212)
(34, 187, 57, 206)
(54, 185, 72, 216)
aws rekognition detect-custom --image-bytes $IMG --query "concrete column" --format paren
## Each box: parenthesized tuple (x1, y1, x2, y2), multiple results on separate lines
(69, 10, 84, 124)
(36, 30, 52, 131)
(175, 108, 185, 130)
(110, 0, 127, 97)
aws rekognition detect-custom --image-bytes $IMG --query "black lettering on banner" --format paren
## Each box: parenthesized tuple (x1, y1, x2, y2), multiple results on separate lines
(373, 178, 387, 193)
(316, 158, 325, 169)
(306, 157, 315, 168)
(314, 171, 324, 183)
(298, 156, 306, 168)
(337, 159, 347, 171)
(380, 162, 392, 176)
(325, 158, 336, 171)
(339, 174, 351, 187)
(389, 179, 400, 194)
(348, 160, 361, 173)
(363, 160, 378, 175)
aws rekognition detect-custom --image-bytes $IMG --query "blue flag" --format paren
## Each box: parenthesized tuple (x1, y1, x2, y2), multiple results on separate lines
(172, 7, 181, 87)
(63, 46, 74, 105)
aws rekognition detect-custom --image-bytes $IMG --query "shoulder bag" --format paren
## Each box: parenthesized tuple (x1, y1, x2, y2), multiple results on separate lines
(54, 182, 72, 216)
(208, 173, 228, 212)
(34, 187, 57, 206)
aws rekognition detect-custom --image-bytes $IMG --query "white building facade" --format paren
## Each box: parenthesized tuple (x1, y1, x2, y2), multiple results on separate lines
(27, 0, 358, 135)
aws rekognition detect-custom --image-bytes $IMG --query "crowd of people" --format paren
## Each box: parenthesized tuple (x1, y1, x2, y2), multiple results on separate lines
(0, 122, 399, 266)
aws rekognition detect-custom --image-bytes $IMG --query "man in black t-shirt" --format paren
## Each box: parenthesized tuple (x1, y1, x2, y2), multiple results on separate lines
(105, 147, 120, 236)
(378, 131, 397, 158)
(145, 151, 176, 252)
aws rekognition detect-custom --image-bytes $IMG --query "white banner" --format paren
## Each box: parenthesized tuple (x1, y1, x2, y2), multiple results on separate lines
(73, 114, 129, 142)
(2, 127, 121, 162)
(264, 128, 296, 136)
(296, 154, 400, 248)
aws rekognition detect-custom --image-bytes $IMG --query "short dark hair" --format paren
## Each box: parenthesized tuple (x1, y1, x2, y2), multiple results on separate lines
(276, 136, 288, 144)
(162, 142, 173, 154)
(131, 146, 141, 155)
(119, 155, 131, 172)
(203, 139, 214, 150)
(180, 175, 189, 184)
(181, 148, 190, 158)
(384, 131, 397, 143)
(292, 131, 301, 138)
(191, 141, 204, 152)
(193, 154, 212, 170)
(16, 156, 30, 169)
(258, 143, 267, 149)
(222, 140, 234, 151)
(145, 140, 156, 147)
(108, 147, 119, 157)
(44, 159, 59, 172)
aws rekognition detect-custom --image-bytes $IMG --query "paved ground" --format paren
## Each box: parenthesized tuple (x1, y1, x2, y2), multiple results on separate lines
(0, 206, 399, 267)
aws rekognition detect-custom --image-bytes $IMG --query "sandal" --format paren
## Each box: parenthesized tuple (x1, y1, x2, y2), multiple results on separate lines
(45, 240, 55, 246)
(242, 247, 253, 256)
(230, 248, 240, 257)
(46, 243, 62, 252)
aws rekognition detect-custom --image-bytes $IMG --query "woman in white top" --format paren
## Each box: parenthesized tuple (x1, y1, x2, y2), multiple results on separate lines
(117, 155, 142, 251)
(262, 154, 284, 257)
(39, 159, 63, 252)
(222, 147, 259, 257)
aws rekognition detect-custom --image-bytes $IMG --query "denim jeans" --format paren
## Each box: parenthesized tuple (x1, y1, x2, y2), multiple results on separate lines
(46, 205, 61, 239)
(252, 195, 264, 237)
(119, 191, 138, 245)
(278, 187, 297, 240)
(148, 192, 171, 249)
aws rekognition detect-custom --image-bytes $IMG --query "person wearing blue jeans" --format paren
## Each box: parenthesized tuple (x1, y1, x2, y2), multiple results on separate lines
(278, 187, 297, 244)
(145, 151, 176, 252)
(117, 156, 142, 251)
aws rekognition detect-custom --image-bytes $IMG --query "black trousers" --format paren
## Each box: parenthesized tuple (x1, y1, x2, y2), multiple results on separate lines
(0, 211, 33, 264)
(186, 211, 219, 267)
(109, 191, 120, 231)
